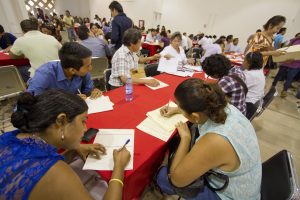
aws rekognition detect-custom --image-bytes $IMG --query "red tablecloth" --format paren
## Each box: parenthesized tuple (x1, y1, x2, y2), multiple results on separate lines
(142, 43, 160, 56)
(0, 52, 30, 67)
(86, 72, 215, 200)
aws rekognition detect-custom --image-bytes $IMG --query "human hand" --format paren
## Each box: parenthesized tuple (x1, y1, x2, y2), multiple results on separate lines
(153, 53, 161, 60)
(90, 88, 102, 99)
(113, 147, 131, 170)
(145, 79, 160, 87)
(175, 122, 191, 140)
(273, 50, 286, 57)
(160, 106, 179, 118)
(164, 54, 174, 60)
(78, 94, 87, 100)
(76, 143, 106, 161)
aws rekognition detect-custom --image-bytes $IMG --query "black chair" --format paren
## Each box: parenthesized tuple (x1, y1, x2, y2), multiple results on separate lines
(144, 63, 161, 77)
(261, 150, 300, 200)
(104, 69, 112, 91)
(251, 87, 277, 120)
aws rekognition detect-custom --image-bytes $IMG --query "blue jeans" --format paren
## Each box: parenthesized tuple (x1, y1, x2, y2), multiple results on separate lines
(156, 166, 221, 200)
(272, 66, 300, 91)
(67, 28, 76, 42)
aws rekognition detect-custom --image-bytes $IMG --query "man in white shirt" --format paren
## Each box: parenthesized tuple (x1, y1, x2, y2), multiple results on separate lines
(145, 29, 157, 43)
(200, 41, 222, 63)
(229, 38, 241, 53)
(198, 33, 211, 50)
(9, 19, 62, 77)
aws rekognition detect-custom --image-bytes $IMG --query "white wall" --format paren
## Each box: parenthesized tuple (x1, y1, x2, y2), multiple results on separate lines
(0, 0, 28, 37)
(55, 0, 91, 18)
(161, 0, 300, 49)
(89, 0, 164, 28)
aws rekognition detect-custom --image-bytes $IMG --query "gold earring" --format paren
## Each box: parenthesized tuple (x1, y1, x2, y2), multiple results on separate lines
(61, 130, 65, 141)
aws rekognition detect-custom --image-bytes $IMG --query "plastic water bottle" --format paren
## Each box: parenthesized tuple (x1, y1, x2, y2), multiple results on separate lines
(125, 76, 133, 102)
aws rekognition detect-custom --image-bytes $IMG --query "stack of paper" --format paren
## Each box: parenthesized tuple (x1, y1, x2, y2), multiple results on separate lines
(167, 70, 194, 77)
(273, 45, 300, 62)
(85, 96, 114, 114)
(137, 102, 188, 141)
(83, 129, 134, 170)
(140, 77, 169, 90)
(157, 57, 179, 73)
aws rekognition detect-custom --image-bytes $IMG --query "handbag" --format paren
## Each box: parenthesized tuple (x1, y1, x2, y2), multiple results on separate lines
(155, 124, 229, 199)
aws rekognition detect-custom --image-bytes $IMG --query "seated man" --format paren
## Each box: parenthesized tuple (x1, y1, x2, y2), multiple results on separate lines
(27, 42, 102, 99)
(229, 38, 242, 53)
(9, 19, 62, 77)
(77, 25, 111, 58)
(0, 24, 17, 52)
(202, 54, 247, 116)
(109, 28, 159, 89)
(145, 29, 157, 43)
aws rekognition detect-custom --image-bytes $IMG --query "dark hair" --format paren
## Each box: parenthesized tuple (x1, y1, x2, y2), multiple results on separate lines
(256, 29, 262, 33)
(58, 42, 92, 70)
(109, 1, 123, 13)
(20, 19, 38, 32)
(295, 33, 300, 38)
(90, 23, 101, 29)
(278, 27, 287, 34)
(65, 10, 70, 14)
(202, 54, 232, 78)
(263, 15, 286, 30)
(77, 25, 90, 40)
(175, 79, 227, 124)
(167, 30, 171, 33)
(233, 38, 239, 42)
(219, 35, 226, 40)
(214, 38, 224, 45)
(171, 32, 182, 41)
(122, 28, 142, 46)
(11, 90, 88, 133)
(160, 31, 167, 37)
(0, 24, 4, 33)
(226, 35, 233, 42)
(245, 52, 263, 70)
(213, 35, 217, 39)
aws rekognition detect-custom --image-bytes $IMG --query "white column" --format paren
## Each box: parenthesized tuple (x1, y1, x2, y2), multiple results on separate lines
(0, 0, 28, 37)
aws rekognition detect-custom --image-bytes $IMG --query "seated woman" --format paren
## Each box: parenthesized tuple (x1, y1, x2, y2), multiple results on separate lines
(0, 90, 130, 200)
(159, 32, 195, 65)
(90, 23, 105, 40)
(157, 79, 262, 200)
(159, 31, 170, 50)
(243, 52, 265, 119)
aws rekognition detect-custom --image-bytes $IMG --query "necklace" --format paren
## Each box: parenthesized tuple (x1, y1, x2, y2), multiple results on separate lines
(32, 133, 47, 144)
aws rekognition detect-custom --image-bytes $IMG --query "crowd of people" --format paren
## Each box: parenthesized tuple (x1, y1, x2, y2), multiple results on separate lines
(0, 0, 300, 199)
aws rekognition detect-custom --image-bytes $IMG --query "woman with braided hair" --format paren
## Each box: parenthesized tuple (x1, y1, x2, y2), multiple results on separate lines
(157, 79, 261, 200)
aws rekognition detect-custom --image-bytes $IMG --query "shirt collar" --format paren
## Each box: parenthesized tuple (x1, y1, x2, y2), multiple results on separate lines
(56, 62, 68, 81)
(121, 45, 131, 54)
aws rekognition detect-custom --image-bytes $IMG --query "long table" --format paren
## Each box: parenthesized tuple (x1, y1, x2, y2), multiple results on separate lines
(0, 52, 30, 67)
(86, 72, 215, 200)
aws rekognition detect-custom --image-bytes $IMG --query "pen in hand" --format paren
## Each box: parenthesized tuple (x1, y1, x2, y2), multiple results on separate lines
(120, 139, 130, 151)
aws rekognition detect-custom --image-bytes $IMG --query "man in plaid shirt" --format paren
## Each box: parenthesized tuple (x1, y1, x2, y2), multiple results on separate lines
(202, 54, 247, 116)
(109, 28, 160, 88)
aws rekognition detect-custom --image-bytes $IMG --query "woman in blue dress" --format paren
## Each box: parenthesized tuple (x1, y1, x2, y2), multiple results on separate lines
(0, 89, 130, 200)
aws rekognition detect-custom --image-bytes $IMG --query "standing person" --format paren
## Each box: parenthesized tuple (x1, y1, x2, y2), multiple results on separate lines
(9, 19, 62, 78)
(63, 10, 76, 42)
(274, 27, 287, 49)
(272, 33, 300, 98)
(0, 24, 17, 53)
(245, 15, 287, 68)
(109, 1, 133, 51)
(93, 14, 102, 27)
(181, 32, 189, 53)
(247, 29, 261, 44)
